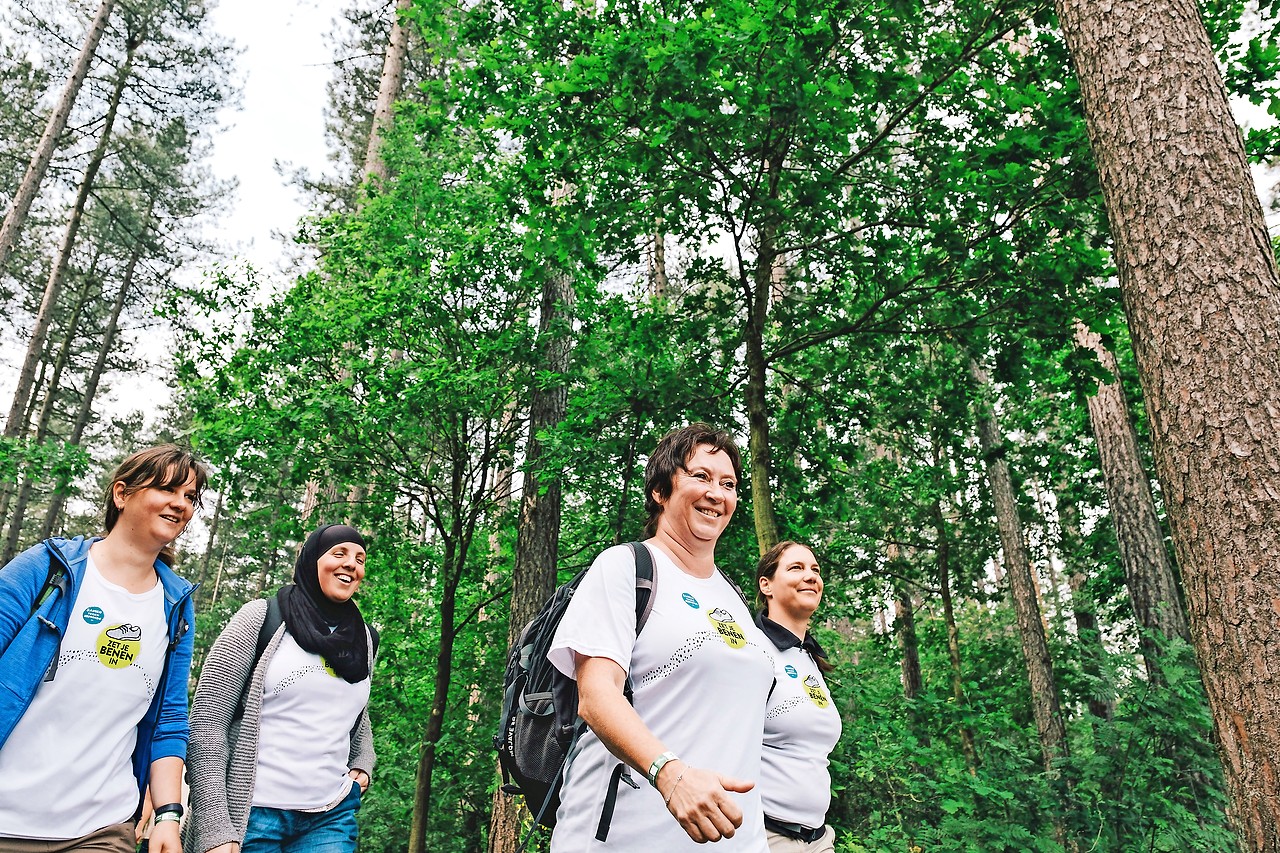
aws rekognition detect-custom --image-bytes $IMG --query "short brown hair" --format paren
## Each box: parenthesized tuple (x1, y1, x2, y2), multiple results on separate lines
(103, 444, 209, 564)
(642, 423, 742, 539)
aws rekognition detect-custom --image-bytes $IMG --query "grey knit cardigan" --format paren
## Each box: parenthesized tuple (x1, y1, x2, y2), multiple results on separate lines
(184, 598, 376, 852)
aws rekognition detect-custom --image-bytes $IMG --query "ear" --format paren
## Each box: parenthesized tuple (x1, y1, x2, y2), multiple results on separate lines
(111, 481, 127, 510)
(650, 487, 666, 508)
(758, 576, 771, 597)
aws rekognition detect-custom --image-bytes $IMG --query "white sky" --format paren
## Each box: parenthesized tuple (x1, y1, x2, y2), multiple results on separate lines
(205, 0, 343, 274)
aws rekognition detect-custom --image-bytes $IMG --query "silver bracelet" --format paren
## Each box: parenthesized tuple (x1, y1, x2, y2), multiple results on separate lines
(664, 770, 685, 806)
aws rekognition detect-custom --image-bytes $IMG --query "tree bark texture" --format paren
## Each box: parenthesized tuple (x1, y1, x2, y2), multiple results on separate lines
(363, 0, 412, 184)
(1073, 321, 1191, 668)
(969, 357, 1068, 771)
(1054, 0, 1280, 845)
(487, 183, 576, 853)
(4, 35, 137, 440)
(0, 0, 117, 269)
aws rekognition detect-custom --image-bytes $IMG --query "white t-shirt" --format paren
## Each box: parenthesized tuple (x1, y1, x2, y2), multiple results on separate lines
(548, 544, 775, 853)
(759, 639, 841, 828)
(0, 556, 167, 839)
(252, 631, 370, 810)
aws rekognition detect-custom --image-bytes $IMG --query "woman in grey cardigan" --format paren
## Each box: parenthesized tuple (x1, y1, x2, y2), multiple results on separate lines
(186, 524, 376, 853)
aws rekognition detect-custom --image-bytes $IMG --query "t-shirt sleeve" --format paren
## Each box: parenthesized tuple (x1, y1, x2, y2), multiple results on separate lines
(547, 545, 639, 680)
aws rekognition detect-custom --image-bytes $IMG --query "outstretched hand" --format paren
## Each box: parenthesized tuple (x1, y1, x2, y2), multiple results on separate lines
(659, 763, 754, 843)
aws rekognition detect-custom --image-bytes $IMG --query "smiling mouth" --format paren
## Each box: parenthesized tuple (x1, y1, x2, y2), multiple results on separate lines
(335, 573, 355, 584)
(160, 514, 182, 524)
(696, 508, 722, 518)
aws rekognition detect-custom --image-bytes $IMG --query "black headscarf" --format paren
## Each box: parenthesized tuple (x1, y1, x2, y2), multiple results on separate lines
(279, 524, 371, 683)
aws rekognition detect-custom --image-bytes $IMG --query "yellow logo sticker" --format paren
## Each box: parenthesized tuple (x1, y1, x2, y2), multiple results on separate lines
(97, 623, 142, 669)
(323, 658, 339, 678)
(706, 607, 747, 649)
(803, 674, 830, 708)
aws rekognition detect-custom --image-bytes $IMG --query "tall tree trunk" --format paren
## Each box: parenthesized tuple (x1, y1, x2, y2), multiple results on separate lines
(487, 181, 576, 853)
(1072, 321, 1190, 677)
(1, 268, 98, 561)
(409, 572, 460, 853)
(196, 487, 226, 592)
(744, 225, 781, 554)
(363, 0, 413, 184)
(4, 35, 138, 441)
(0, 0, 117, 269)
(1057, 487, 1116, 721)
(933, 496, 978, 771)
(1055, 2, 1280, 844)
(969, 356, 1068, 772)
(39, 199, 152, 538)
(886, 541, 922, 701)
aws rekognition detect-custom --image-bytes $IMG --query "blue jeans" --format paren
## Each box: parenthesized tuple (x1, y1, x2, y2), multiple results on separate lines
(242, 781, 362, 853)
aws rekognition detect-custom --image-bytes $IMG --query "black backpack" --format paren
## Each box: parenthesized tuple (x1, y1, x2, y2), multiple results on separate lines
(495, 542, 656, 839)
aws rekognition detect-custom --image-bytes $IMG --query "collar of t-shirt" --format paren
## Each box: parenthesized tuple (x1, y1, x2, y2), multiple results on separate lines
(754, 610, 828, 661)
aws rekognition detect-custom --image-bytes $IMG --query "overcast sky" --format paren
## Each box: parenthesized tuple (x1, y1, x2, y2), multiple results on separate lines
(205, 0, 341, 274)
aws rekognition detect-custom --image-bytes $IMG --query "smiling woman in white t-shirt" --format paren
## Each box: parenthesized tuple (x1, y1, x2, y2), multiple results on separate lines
(754, 541, 842, 853)
(0, 444, 206, 853)
(548, 423, 776, 852)
(186, 524, 376, 853)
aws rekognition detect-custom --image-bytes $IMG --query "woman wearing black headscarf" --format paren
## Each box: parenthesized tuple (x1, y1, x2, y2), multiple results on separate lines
(186, 524, 377, 853)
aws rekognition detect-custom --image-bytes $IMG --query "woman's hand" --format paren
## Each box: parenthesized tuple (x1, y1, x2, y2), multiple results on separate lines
(658, 762, 754, 843)
(147, 819, 182, 853)
(348, 768, 370, 793)
(205, 844, 240, 853)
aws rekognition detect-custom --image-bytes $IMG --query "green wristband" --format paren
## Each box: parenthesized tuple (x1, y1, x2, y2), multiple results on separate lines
(647, 751, 678, 787)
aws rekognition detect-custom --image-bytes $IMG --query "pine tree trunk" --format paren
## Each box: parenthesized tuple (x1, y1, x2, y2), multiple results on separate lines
(0, 0, 117, 268)
(969, 356, 1068, 771)
(363, 0, 413, 184)
(4, 36, 138, 441)
(487, 182, 576, 853)
(1057, 487, 1116, 721)
(934, 497, 978, 771)
(1054, 0, 1280, 843)
(40, 218, 148, 538)
(0, 269, 98, 561)
(1072, 321, 1190, 677)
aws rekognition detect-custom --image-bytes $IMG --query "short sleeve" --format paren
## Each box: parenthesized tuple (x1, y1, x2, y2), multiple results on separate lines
(547, 545, 640, 680)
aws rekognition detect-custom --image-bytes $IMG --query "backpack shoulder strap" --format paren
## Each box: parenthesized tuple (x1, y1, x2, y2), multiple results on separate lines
(256, 590, 284, 662)
(626, 542, 656, 635)
(234, 592, 283, 723)
(30, 549, 70, 618)
(368, 624, 380, 660)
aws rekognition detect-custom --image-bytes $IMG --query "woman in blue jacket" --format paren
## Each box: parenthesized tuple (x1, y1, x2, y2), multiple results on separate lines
(0, 444, 206, 853)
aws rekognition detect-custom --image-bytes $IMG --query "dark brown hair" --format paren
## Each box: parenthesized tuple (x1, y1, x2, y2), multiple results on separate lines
(103, 444, 209, 566)
(642, 423, 743, 539)
(756, 539, 833, 672)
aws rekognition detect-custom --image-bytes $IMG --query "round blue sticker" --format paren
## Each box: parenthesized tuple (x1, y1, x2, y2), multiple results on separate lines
(82, 606, 105, 625)
(682, 593, 699, 609)
(784, 665, 799, 678)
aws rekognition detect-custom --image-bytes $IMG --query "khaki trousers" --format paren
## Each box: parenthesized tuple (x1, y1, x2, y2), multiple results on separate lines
(0, 822, 134, 853)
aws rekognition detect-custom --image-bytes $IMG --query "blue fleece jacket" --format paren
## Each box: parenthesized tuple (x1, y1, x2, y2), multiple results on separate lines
(0, 536, 197, 797)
